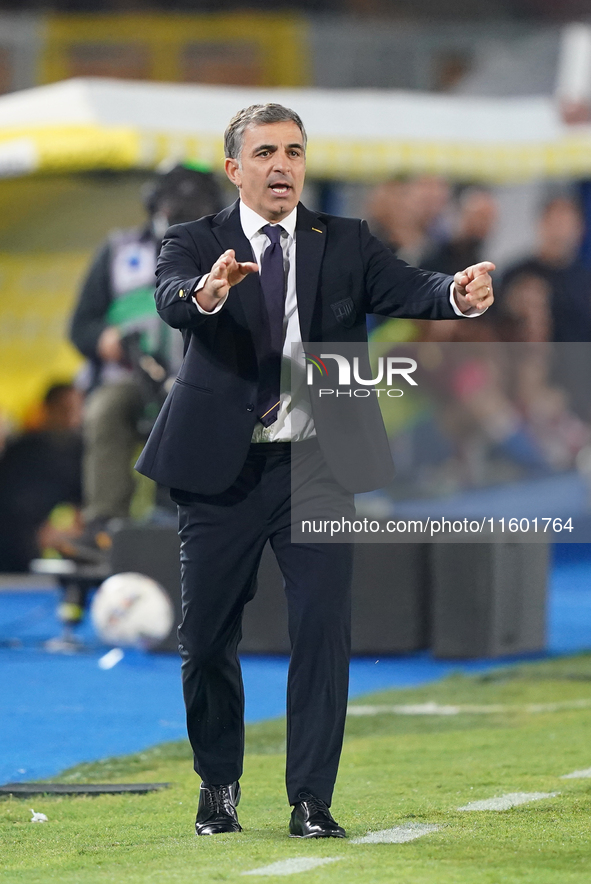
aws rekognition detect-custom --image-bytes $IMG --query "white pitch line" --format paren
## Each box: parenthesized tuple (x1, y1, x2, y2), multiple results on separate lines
(347, 699, 591, 717)
(561, 767, 591, 779)
(351, 823, 440, 844)
(348, 703, 464, 716)
(242, 857, 341, 876)
(458, 792, 560, 811)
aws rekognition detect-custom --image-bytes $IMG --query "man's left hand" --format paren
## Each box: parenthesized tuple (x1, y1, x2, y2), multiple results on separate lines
(453, 261, 495, 314)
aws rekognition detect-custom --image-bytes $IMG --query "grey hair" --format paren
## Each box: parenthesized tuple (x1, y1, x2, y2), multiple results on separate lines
(224, 103, 307, 160)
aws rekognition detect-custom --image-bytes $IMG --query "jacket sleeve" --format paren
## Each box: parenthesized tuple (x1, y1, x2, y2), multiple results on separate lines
(69, 241, 114, 359)
(154, 224, 211, 330)
(360, 220, 458, 320)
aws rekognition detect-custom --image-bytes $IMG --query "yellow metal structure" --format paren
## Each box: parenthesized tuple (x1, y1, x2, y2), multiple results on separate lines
(0, 252, 86, 423)
(41, 13, 310, 88)
(0, 173, 148, 425)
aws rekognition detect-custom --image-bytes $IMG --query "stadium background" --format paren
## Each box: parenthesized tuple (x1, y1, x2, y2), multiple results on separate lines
(2, 5, 591, 421)
(2, 2, 591, 881)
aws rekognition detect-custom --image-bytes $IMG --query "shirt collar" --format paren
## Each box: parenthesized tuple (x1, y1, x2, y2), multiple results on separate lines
(239, 200, 297, 241)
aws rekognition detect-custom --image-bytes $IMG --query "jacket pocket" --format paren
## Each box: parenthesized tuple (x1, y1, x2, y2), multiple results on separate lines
(175, 377, 213, 394)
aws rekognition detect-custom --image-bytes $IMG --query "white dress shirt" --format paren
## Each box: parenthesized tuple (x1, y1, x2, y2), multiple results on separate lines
(193, 201, 481, 442)
(195, 202, 315, 442)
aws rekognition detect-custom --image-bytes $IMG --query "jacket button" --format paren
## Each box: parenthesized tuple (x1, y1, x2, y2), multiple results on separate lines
(179, 288, 185, 298)
(246, 404, 254, 412)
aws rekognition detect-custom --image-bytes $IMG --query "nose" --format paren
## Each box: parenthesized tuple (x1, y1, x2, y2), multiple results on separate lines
(272, 152, 291, 174)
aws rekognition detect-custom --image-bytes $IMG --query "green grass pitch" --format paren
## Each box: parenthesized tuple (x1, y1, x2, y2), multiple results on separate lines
(2, 654, 591, 883)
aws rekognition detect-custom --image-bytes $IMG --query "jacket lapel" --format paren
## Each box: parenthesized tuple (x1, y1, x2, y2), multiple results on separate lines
(295, 203, 326, 343)
(210, 200, 326, 343)
(211, 199, 263, 334)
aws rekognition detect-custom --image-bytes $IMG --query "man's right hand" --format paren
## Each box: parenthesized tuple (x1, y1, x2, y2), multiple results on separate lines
(197, 249, 258, 312)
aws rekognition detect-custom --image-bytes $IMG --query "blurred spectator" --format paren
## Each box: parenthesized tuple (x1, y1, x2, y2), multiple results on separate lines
(366, 175, 451, 266)
(496, 273, 552, 342)
(416, 316, 499, 343)
(0, 383, 84, 573)
(416, 187, 499, 342)
(501, 196, 591, 342)
(422, 186, 498, 276)
(365, 174, 452, 336)
(386, 339, 591, 497)
(69, 164, 223, 556)
(511, 345, 591, 472)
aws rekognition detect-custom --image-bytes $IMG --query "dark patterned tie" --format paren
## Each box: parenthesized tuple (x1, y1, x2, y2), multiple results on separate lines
(257, 224, 285, 427)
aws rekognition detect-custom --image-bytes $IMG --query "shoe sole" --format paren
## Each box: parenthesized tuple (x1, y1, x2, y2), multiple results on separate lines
(195, 826, 242, 836)
(289, 832, 346, 839)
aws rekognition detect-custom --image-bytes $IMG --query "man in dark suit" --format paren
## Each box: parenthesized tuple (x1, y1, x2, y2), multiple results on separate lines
(136, 103, 494, 839)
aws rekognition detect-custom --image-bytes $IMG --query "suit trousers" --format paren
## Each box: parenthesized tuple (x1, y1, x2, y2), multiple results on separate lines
(173, 440, 354, 806)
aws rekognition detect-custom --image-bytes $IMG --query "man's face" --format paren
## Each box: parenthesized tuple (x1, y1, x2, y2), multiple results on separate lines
(539, 199, 584, 265)
(225, 121, 306, 222)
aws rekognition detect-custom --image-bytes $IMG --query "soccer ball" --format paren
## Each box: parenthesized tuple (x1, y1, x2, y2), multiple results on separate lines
(91, 572, 174, 649)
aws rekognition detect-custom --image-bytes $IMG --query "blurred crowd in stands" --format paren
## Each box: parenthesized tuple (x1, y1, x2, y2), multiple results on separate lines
(364, 176, 591, 496)
(366, 176, 591, 344)
(2, 172, 591, 571)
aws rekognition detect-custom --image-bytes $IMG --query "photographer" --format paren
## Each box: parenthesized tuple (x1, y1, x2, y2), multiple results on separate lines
(69, 164, 223, 556)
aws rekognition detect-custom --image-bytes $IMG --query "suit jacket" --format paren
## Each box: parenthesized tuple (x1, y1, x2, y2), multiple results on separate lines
(135, 200, 456, 495)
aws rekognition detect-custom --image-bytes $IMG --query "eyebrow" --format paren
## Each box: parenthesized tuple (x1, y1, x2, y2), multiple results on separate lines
(253, 142, 304, 153)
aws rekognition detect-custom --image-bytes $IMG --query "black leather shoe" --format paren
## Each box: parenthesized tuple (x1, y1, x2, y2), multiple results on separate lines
(289, 792, 346, 839)
(195, 781, 242, 835)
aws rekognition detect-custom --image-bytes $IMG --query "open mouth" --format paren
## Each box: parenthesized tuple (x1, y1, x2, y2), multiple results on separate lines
(269, 183, 291, 196)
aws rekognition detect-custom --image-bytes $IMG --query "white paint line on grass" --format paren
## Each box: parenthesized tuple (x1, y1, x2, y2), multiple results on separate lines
(351, 823, 440, 844)
(242, 857, 341, 876)
(347, 699, 591, 717)
(458, 792, 560, 811)
(348, 703, 463, 716)
(561, 767, 591, 779)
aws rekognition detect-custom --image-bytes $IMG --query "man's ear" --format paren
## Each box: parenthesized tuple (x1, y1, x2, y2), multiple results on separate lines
(224, 157, 241, 188)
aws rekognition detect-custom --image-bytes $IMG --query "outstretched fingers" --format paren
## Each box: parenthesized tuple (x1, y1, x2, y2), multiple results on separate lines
(465, 261, 496, 282)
